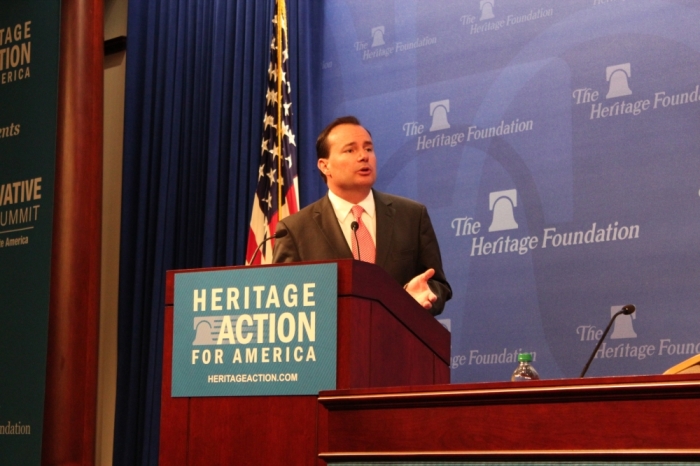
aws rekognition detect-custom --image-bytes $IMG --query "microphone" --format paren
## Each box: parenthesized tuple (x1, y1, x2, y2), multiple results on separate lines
(248, 229, 288, 265)
(580, 304, 636, 378)
(350, 221, 361, 261)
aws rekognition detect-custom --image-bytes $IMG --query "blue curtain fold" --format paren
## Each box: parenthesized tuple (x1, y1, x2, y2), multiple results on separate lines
(113, 1, 323, 464)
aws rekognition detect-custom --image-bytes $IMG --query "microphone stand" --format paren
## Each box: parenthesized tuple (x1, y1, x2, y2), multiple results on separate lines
(351, 221, 361, 261)
(248, 230, 287, 265)
(580, 305, 635, 378)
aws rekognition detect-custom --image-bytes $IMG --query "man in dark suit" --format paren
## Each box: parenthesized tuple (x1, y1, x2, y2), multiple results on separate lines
(272, 116, 451, 315)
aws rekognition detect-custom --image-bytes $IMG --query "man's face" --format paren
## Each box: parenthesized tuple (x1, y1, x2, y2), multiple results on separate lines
(319, 124, 377, 200)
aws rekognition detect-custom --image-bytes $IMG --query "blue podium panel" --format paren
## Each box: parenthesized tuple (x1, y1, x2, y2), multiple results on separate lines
(172, 263, 337, 396)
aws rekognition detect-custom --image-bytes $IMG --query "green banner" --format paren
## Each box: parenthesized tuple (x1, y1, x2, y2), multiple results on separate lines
(0, 1, 61, 464)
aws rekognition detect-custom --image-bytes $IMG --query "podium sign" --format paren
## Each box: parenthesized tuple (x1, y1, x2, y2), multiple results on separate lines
(172, 263, 337, 396)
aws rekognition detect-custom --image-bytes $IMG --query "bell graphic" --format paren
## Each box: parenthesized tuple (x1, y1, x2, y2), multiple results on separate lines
(192, 317, 218, 345)
(488, 189, 519, 232)
(606, 63, 632, 99)
(371, 26, 385, 47)
(610, 305, 637, 339)
(480, 0, 495, 21)
(429, 100, 451, 132)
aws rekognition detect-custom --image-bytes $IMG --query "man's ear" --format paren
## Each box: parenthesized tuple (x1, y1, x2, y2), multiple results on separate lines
(317, 158, 329, 175)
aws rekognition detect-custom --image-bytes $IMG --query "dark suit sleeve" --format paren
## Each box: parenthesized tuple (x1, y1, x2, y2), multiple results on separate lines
(272, 219, 300, 263)
(418, 206, 452, 316)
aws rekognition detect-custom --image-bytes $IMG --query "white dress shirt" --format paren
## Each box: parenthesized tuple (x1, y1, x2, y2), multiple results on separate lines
(327, 190, 376, 251)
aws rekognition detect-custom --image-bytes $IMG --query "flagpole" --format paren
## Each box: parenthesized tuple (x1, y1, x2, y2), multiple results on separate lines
(276, 0, 285, 219)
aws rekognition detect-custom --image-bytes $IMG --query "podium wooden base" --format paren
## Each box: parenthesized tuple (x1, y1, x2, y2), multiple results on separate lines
(318, 373, 700, 463)
(160, 260, 449, 465)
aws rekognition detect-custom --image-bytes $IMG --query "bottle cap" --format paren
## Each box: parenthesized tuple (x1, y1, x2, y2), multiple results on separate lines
(517, 353, 533, 362)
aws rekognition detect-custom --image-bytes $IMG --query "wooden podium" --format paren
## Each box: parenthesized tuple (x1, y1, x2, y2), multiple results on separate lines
(318, 373, 700, 462)
(159, 260, 450, 465)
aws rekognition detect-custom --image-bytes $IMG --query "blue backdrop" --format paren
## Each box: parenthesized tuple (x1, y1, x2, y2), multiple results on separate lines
(319, 0, 700, 382)
(116, 0, 700, 463)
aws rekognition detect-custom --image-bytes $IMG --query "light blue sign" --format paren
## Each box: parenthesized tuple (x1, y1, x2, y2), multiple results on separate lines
(172, 263, 337, 396)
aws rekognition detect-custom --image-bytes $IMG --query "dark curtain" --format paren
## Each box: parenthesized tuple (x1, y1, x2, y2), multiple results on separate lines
(113, 1, 324, 464)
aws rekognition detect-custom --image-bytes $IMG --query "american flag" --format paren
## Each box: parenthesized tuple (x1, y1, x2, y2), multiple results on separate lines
(245, 0, 299, 265)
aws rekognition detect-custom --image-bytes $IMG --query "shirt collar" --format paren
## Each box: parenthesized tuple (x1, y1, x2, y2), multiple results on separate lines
(328, 189, 375, 222)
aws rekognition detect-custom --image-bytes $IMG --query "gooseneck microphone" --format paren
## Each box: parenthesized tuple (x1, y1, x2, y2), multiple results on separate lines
(350, 221, 361, 261)
(579, 304, 636, 378)
(248, 229, 288, 265)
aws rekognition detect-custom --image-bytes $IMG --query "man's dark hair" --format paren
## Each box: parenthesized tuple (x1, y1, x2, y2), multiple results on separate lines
(315, 115, 366, 183)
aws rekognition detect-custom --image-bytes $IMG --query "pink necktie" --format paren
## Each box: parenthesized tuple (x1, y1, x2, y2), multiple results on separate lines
(351, 205, 375, 263)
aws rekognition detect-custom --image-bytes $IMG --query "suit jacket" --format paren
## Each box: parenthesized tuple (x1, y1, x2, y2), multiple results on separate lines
(272, 190, 452, 315)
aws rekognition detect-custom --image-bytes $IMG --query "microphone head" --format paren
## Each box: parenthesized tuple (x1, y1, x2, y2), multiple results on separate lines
(621, 304, 636, 315)
(350, 221, 359, 232)
(274, 229, 288, 238)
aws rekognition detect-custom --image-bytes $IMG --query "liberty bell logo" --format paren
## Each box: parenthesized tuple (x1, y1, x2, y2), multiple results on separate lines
(488, 189, 519, 232)
(606, 63, 632, 99)
(193, 317, 222, 345)
(480, 0, 495, 20)
(610, 305, 637, 339)
(371, 26, 385, 47)
(429, 100, 451, 132)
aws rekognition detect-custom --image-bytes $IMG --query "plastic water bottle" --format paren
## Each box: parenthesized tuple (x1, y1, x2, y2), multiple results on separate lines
(511, 353, 540, 381)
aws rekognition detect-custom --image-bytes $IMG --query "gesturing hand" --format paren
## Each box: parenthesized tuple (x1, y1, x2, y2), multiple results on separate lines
(404, 268, 438, 310)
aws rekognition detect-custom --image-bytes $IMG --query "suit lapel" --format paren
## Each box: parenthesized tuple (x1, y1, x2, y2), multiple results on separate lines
(313, 195, 353, 258)
(374, 190, 395, 269)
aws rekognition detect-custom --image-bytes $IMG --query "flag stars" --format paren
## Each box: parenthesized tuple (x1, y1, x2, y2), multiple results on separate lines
(272, 69, 281, 83)
(263, 115, 277, 129)
(282, 122, 296, 146)
(267, 168, 277, 186)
